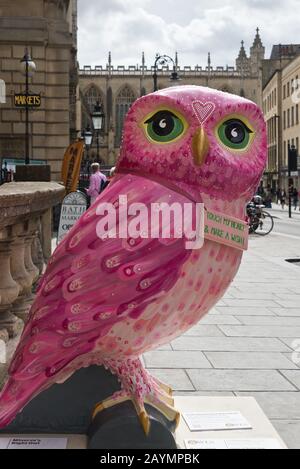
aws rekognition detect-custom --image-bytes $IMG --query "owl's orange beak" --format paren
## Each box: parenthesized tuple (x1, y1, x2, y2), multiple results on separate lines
(192, 127, 210, 166)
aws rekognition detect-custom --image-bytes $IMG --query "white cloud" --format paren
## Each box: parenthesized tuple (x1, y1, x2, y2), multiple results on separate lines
(78, 0, 300, 68)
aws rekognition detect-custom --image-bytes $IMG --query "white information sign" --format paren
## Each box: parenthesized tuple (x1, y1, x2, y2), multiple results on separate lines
(183, 411, 252, 432)
(0, 437, 68, 449)
(57, 191, 87, 244)
(185, 438, 283, 450)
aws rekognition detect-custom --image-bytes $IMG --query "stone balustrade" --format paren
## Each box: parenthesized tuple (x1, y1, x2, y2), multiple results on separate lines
(0, 182, 65, 364)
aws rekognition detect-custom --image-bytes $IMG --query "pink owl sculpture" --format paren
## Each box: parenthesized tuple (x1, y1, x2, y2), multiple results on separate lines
(0, 86, 267, 434)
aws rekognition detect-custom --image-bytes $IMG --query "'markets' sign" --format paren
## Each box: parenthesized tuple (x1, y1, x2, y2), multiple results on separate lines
(14, 94, 41, 108)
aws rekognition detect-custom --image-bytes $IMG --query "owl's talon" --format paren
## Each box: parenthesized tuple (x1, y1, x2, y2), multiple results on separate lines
(92, 402, 104, 419)
(139, 411, 151, 436)
(146, 395, 180, 428)
(92, 390, 130, 420)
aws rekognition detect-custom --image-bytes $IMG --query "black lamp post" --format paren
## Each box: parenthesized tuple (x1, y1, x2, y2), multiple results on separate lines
(288, 144, 298, 218)
(92, 101, 105, 161)
(20, 49, 36, 165)
(153, 54, 180, 92)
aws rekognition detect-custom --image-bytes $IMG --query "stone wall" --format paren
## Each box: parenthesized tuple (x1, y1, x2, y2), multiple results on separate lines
(0, 181, 65, 380)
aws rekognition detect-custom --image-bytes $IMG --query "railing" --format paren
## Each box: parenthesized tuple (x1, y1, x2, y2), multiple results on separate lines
(0, 182, 65, 372)
(79, 66, 242, 78)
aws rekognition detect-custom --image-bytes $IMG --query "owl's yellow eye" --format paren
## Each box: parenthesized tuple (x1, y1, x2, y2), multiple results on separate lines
(144, 110, 186, 144)
(216, 116, 254, 151)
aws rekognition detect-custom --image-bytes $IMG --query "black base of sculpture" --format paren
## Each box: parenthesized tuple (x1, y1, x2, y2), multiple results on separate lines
(0, 366, 177, 449)
(88, 401, 176, 449)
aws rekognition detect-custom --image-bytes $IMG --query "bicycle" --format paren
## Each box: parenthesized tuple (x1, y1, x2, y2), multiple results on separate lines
(246, 199, 274, 236)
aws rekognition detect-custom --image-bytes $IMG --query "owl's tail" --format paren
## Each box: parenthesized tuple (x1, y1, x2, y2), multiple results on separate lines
(0, 376, 43, 429)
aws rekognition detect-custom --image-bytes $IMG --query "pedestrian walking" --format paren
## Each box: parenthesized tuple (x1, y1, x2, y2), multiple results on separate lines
(276, 188, 281, 205)
(280, 189, 286, 210)
(86, 163, 107, 206)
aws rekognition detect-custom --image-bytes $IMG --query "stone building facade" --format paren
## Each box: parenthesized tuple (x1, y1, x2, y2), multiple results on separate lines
(263, 46, 300, 190)
(79, 29, 266, 165)
(0, 0, 78, 181)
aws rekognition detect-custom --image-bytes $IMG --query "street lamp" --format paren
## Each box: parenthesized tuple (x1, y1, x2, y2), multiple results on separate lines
(83, 125, 93, 147)
(92, 101, 105, 161)
(153, 54, 180, 92)
(20, 48, 36, 165)
(82, 125, 93, 166)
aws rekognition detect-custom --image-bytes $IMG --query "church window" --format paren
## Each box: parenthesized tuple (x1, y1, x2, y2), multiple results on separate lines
(115, 85, 135, 146)
(84, 85, 102, 113)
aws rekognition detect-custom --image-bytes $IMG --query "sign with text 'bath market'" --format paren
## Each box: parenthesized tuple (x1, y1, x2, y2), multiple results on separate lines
(57, 192, 87, 245)
(14, 93, 41, 108)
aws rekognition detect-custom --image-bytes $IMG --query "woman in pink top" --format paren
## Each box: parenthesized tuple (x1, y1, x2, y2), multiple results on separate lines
(86, 163, 107, 205)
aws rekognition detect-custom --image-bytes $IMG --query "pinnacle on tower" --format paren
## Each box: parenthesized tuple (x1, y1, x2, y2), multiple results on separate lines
(252, 27, 263, 49)
(238, 40, 248, 60)
(208, 52, 211, 70)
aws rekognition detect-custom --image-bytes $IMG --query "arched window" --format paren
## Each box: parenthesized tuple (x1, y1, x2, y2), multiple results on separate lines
(116, 85, 135, 146)
(84, 85, 102, 113)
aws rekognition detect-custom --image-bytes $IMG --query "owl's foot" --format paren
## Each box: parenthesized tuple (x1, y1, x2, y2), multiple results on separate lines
(92, 358, 180, 435)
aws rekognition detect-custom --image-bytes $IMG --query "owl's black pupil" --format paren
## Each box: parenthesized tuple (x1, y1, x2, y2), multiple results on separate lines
(225, 120, 246, 144)
(152, 112, 175, 136)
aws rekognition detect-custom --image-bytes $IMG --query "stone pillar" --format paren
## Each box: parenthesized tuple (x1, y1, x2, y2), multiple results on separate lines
(10, 223, 34, 322)
(31, 218, 45, 276)
(24, 220, 40, 285)
(0, 228, 22, 338)
(41, 208, 53, 264)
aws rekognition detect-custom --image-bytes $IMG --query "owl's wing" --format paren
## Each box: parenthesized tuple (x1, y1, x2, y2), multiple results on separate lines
(0, 173, 192, 427)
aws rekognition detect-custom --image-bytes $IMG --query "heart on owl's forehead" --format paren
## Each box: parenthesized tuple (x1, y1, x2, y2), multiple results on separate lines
(192, 101, 215, 124)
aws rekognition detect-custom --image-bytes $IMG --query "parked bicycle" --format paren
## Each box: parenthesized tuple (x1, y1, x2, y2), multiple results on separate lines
(246, 195, 274, 236)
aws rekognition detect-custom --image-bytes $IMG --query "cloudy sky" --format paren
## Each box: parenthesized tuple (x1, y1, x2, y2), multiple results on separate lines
(78, 0, 300, 68)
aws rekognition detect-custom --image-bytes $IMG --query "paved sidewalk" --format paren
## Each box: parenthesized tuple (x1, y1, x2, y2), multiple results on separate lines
(145, 232, 300, 448)
(269, 202, 300, 217)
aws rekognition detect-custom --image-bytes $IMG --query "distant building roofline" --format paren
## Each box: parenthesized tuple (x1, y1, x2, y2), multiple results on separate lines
(270, 44, 300, 60)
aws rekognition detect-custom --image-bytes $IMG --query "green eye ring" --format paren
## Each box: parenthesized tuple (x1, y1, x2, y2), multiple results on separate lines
(143, 109, 186, 144)
(217, 117, 254, 151)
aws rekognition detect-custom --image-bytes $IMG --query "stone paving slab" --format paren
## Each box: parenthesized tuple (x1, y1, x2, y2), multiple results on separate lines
(219, 325, 300, 338)
(144, 351, 212, 369)
(150, 369, 194, 391)
(280, 338, 300, 350)
(221, 299, 283, 308)
(269, 308, 300, 317)
(235, 316, 300, 326)
(226, 292, 286, 300)
(274, 299, 300, 308)
(271, 421, 300, 450)
(283, 353, 300, 368)
(186, 369, 297, 392)
(183, 325, 224, 337)
(204, 352, 298, 370)
(215, 306, 276, 316)
(171, 336, 292, 352)
(280, 370, 300, 390)
(199, 315, 241, 325)
(235, 392, 300, 419)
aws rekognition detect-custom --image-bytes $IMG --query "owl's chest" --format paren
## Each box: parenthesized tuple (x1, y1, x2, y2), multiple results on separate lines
(105, 241, 241, 358)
